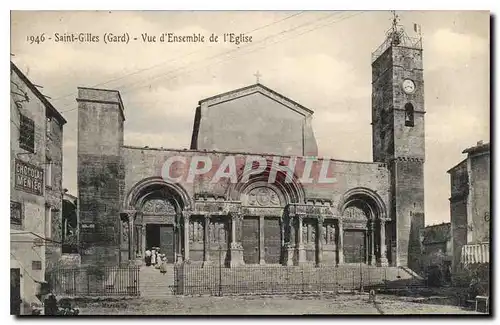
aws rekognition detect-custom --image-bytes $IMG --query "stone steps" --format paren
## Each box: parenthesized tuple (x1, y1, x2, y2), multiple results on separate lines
(139, 265, 175, 298)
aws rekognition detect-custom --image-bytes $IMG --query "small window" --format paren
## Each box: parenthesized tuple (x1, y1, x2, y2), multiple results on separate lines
(405, 103, 415, 127)
(45, 158, 53, 188)
(10, 201, 22, 226)
(32, 261, 42, 270)
(46, 117, 52, 136)
(45, 206, 52, 239)
(19, 114, 35, 152)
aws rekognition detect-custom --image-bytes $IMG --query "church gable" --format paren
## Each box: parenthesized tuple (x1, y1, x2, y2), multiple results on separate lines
(199, 83, 314, 116)
(191, 83, 318, 156)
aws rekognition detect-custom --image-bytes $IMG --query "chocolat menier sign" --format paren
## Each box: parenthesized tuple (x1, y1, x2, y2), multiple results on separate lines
(14, 159, 44, 196)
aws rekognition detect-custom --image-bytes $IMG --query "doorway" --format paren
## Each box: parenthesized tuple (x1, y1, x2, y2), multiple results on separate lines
(242, 217, 259, 264)
(10, 268, 21, 315)
(264, 217, 281, 264)
(146, 224, 175, 263)
(343, 230, 366, 263)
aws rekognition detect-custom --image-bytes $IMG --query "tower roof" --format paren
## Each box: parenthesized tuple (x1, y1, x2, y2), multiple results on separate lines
(371, 12, 422, 63)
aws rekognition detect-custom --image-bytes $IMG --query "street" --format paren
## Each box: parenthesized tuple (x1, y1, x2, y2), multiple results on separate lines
(77, 294, 483, 315)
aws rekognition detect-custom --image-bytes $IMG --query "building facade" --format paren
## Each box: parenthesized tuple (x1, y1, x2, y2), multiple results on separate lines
(421, 223, 452, 281)
(10, 62, 66, 314)
(60, 191, 81, 265)
(448, 141, 490, 285)
(77, 25, 425, 273)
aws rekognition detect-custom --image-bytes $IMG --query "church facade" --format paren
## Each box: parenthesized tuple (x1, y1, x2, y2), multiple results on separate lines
(77, 26, 425, 272)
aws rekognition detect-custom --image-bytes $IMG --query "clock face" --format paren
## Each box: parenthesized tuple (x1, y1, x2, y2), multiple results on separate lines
(402, 79, 416, 94)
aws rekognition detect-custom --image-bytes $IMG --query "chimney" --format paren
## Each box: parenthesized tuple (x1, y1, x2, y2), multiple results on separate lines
(477, 140, 484, 146)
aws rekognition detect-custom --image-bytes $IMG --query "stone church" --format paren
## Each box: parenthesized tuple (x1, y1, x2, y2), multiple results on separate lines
(77, 24, 425, 272)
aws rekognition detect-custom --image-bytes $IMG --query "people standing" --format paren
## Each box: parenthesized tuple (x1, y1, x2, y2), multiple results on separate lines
(155, 248, 161, 269)
(151, 247, 157, 265)
(145, 249, 152, 266)
(160, 254, 167, 275)
(44, 294, 58, 316)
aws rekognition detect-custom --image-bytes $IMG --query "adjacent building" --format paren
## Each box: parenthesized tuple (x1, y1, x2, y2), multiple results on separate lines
(61, 191, 80, 259)
(421, 222, 452, 281)
(448, 141, 490, 287)
(10, 62, 66, 314)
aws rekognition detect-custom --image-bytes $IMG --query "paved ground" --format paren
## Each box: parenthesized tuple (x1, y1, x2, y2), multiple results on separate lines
(77, 294, 484, 315)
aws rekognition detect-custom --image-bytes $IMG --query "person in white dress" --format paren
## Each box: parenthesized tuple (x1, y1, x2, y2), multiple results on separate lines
(151, 248, 156, 265)
(145, 249, 152, 266)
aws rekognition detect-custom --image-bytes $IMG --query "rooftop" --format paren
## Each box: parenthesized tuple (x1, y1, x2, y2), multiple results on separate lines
(11, 61, 67, 125)
(423, 222, 451, 245)
(198, 82, 314, 115)
(462, 141, 490, 155)
(122, 144, 388, 167)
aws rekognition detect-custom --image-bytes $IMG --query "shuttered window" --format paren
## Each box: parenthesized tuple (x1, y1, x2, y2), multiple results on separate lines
(19, 114, 35, 152)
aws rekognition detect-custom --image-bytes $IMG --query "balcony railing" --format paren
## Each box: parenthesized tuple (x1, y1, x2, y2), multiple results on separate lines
(461, 242, 489, 265)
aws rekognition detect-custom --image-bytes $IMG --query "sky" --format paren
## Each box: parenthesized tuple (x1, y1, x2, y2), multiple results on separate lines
(10, 10, 490, 226)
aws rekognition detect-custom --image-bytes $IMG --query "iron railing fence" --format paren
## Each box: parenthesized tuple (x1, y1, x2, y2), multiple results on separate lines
(48, 266, 140, 297)
(173, 264, 424, 296)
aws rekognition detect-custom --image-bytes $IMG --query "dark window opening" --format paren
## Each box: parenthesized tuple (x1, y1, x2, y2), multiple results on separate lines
(10, 201, 22, 226)
(32, 261, 42, 270)
(62, 200, 79, 254)
(19, 113, 35, 152)
(46, 117, 52, 136)
(405, 103, 415, 127)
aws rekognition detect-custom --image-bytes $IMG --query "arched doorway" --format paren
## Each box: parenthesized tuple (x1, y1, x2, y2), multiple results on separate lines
(342, 199, 373, 263)
(140, 196, 177, 263)
(124, 177, 191, 264)
(239, 182, 285, 265)
(339, 188, 387, 265)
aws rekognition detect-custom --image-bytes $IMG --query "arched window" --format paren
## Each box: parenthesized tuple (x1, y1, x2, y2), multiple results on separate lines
(405, 103, 414, 127)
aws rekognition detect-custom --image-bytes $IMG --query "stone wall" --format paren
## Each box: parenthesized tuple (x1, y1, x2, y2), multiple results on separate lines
(469, 152, 490, 243)
(192, 85, 318, 157)
(77, 87, 125, 266)
(121, 146, 390, 211)
(45, 109, 64, 271)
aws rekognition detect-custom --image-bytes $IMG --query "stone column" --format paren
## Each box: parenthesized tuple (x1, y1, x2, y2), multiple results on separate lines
(141, 226, 146, 257)
(338, 218, 344, 265)
(183, 211, 190, 262)
(229, 213, 244, 267)
(379, 218, 388, 266)
(203, 214, 211, 266)
(176, 215, 183, 263)
(297, 215, 306, 265)
(128, 216, 134, 262)
(259, 216, 265, 265)
(286, 215, 295, 266)
(317, 217, 324, 266)
(368, 220, 374, 265)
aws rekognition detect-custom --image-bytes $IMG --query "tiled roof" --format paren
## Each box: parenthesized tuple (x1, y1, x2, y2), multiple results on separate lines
(462, 142, 490, 155)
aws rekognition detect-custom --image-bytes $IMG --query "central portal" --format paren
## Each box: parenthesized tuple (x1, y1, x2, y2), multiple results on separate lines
(343, 230, 366, 263)
(146, 224, 175, 263)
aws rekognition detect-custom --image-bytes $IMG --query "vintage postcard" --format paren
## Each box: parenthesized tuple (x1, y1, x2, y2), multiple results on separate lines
(9, 10, 490, 316)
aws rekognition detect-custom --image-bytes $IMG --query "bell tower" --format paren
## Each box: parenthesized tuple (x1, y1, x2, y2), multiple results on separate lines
(371, 13, 425, 272)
